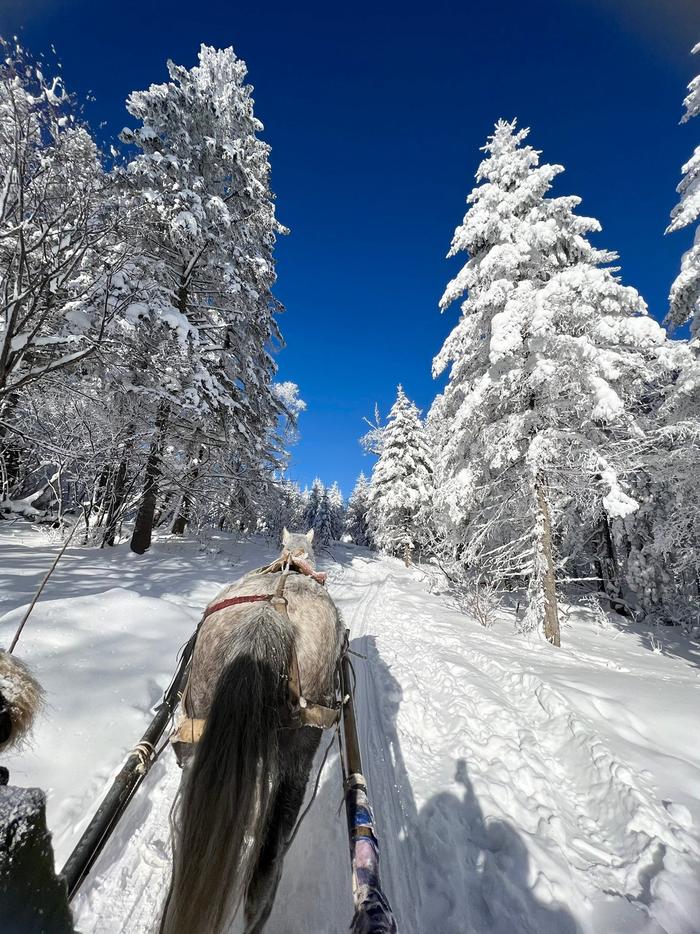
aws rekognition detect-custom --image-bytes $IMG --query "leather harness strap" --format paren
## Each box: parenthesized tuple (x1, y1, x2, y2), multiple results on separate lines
(203, 594, 273, 619)
(268, 569, 340, 731)
(201, 550, 327, 622)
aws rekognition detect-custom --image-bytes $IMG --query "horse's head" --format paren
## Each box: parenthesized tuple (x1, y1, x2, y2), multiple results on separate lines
(281, 528, 316, 567)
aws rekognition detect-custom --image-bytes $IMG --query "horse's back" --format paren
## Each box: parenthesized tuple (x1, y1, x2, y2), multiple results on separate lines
(192, 569, 342, 710)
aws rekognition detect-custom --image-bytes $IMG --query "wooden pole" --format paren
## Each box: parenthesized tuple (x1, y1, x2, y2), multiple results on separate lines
(340, 633, 398, 934)
(8, 518, 82, 654)
(60, 638, 193, 900)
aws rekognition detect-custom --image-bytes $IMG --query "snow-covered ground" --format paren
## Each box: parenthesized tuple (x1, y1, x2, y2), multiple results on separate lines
(1, 523, 699, 933)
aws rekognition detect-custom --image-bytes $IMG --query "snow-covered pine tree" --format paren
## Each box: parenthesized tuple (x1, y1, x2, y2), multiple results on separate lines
(0, 41, 149, 524)
(360, 403, 385, 456)
(303, 478, 324, 531)
(327, 481, 345, 540)
(431, 120, 668, 644)
(0, 40, 126, 408)
(118, 45, 286, 553)
(200, 381, 303, 537)
(0, 40, 302, 544)
(618, 332, 700, 623)
(313, 488, 334, 545)
(367, 386, 432, 565)
(346, 473, 372, 546)
(667, 42, 700, 341)
(260, 479, 305, 539)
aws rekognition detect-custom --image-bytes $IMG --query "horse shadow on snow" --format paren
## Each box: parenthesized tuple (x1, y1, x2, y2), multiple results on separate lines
(267, 630, 579, 934)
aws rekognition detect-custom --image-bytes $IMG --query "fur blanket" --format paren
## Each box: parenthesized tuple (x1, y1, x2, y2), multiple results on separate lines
(0, 651, 44, 753)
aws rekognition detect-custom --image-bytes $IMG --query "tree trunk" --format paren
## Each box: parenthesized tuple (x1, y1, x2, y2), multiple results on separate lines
(102, 443, 133, 548)
(218, 492, 235, 531)
(0, 396, 23, 500)
(598, 515, 630, 617)
(154, 490, 177, 529)
(536, 475, 560, 647)
(594, 555, 606, 592)
(171, 494, 190, 536)
(92, 465, 113, 529)
(171, 446, 203, 536)
(130, 405, 168, 555)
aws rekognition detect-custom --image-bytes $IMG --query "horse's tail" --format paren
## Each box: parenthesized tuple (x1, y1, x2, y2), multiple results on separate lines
(161, 603, 293, 934)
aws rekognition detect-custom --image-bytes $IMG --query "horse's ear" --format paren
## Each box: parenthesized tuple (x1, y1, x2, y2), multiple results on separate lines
(282, 527, 290, 545)
(306, 529, 314, 543)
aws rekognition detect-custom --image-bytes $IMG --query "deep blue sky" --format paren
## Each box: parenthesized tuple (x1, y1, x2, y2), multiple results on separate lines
(4, 0, 700, 496)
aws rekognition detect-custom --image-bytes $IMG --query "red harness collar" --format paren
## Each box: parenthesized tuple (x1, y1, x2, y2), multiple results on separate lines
(203, 557, 327, 621)
(203, 593, 272, 620)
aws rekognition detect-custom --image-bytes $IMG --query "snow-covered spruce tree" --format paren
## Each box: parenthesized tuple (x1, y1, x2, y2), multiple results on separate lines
(360, 403, 385, 457)
(312, 488, 334, 545)
(216, 381, 305, 536)
(0, 41, 152, 524)
(618, 340, 700, 623)
(367, 386, 432, 565)
(302, 478, 324, 531)
(431, 120, 668, 644)
(166, 379, 303, 538)
(667, 42, 700, 342)
(0, 41, 128, 436)
(327, 481, 345, 540)
(260, 479, 305, 539)
(346, 472, 372, 546)
(118, 45, 286, 553)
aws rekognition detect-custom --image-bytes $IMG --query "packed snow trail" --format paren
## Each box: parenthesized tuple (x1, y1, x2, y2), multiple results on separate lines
(1, 527, 699, 933)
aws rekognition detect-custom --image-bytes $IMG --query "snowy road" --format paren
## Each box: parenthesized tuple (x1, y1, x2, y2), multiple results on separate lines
(2, 528, 700, 933)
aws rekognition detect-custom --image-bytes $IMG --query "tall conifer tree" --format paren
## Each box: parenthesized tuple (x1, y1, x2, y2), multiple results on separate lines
(431, 120, 668, 643)
(667, 42, 700, 341)
(368, 386, 432, 565)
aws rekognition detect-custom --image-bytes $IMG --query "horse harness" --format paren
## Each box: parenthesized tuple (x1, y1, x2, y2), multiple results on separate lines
(171, 551, 341, 762)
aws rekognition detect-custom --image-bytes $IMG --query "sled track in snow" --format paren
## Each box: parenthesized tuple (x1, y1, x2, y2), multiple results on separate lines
(331, 559, 424, 933)
(72, 752, 181, 931)
(360, 570, 700, 933)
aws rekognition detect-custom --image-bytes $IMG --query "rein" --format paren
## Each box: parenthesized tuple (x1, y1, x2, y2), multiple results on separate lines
(256, 550, 328, 586)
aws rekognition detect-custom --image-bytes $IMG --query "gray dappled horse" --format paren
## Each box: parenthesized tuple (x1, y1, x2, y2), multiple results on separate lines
(161, 529, 344, 934)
